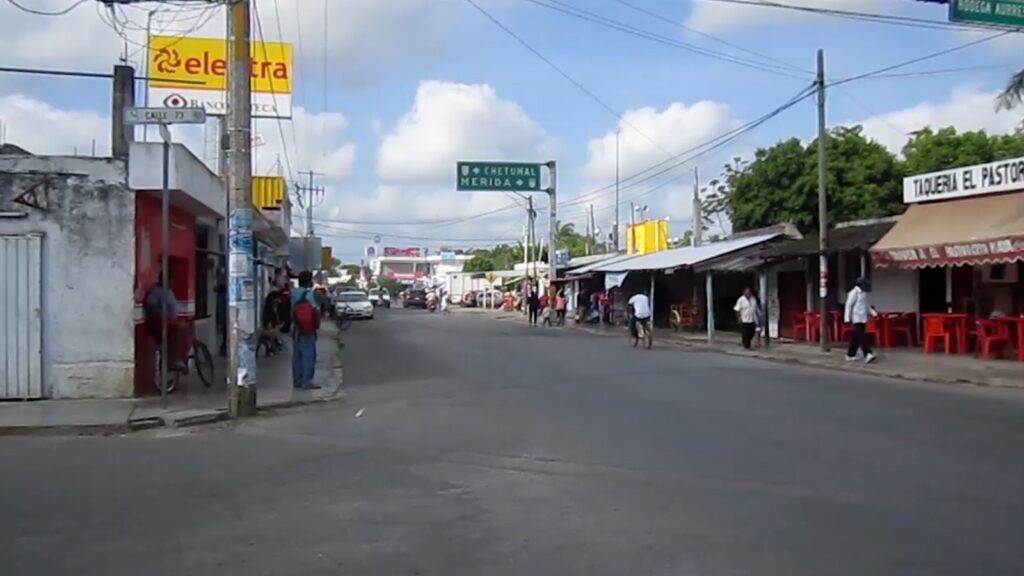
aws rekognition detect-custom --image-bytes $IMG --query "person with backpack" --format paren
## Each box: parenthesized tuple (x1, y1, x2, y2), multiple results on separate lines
(291, 271, 321, 390)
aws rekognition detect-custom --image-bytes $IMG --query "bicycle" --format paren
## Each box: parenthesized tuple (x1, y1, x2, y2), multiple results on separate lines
(153, 323, 214, 394)
(334, 305, 353, 331)
(631, 317, 653, 350)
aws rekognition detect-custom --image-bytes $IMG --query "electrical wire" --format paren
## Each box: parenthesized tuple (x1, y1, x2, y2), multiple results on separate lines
(828, 30, 1012, 87)
(462, 0, 677, 160)
(5, 0, 89, 16)
(613, 0, 808, 74)
(557, 82, 817, 212)
(522, 0, 812, 79)
(252, 0, 296, 184)
(703, 0, 1021, 32)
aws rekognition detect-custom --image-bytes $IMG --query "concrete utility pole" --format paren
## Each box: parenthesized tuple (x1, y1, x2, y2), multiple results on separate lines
(816, 48, 830, 353)
(227, 0, 257, 417)
(297, 170, 325, 270)
(613, 129, 620, 251)
(692, 167, 702, 247)
(547, 161, 558, 288)
(588, 204, 596, 253)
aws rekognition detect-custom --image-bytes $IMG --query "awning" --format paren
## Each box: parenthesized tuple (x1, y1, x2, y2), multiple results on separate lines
(871, 192, 1024, 268)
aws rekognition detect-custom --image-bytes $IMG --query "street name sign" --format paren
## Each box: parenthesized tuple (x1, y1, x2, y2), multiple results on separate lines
(949, 0, 1024, 27)
(457, 161, 543, 192)
(124, 107, 207, 125)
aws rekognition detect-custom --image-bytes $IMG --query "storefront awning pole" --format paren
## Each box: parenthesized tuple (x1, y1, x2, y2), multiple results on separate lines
(706, 272, 715, 342)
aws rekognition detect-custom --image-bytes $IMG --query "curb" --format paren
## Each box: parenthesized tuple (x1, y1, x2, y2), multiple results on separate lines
(576, 325, 1022, 390)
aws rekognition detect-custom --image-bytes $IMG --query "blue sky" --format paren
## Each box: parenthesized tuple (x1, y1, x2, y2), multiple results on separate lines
(1, 0, 1022, 261)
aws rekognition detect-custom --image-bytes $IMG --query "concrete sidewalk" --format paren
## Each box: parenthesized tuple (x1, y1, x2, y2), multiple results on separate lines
(0, 323, 346, 434)
(500, 313, 1024, 389)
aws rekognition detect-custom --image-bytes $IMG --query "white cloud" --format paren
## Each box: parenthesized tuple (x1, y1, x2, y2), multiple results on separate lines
(0, 94, 110, 155)
(253, 107, 357, 181)
(685, 0, 887, 34)
(581, 100, 737, 183)
(851, 85, 1023, 154)
(377, 81, 558, 184)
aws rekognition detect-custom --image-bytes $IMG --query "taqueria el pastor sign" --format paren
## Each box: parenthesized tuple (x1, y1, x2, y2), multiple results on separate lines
(903, 156, 1024, 203)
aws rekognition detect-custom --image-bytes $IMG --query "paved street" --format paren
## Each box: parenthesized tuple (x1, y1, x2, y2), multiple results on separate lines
(3, 309, 1024, 576)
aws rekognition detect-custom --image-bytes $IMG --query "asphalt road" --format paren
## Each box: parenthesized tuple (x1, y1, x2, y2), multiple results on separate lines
(3, 308, 1024, 576)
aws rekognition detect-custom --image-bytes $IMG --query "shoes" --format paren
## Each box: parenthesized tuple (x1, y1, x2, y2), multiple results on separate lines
(303, 384, 322, 390)
(845, 355, 857, 361)
(865, 353, 877, 364)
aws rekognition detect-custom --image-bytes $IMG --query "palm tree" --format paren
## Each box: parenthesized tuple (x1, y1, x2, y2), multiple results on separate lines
(997, 69, 1024, 111)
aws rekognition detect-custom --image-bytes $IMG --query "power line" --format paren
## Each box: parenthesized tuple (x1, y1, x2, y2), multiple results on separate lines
(614, 0, 809, 73)
(522, 0, 812, 79)
(251, 0, 296, 184)
(558, 82, 817, 211)
(829, 30, 1012, 87)
(703, 0, 1020, 32)
(462, 0, 676, 160)
(5, 0, 89, 16)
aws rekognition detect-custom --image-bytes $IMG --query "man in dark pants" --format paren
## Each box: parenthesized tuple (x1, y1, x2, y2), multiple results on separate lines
(527, 287, 540, 325)
(733, 287, 757, 349)
(845, 277, 878, 363)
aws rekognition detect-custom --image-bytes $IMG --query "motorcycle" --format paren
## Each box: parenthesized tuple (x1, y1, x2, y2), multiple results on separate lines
(426, 294, 438, 312)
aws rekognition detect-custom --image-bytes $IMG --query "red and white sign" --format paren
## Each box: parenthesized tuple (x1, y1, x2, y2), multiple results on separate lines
(383, 247, 422, 257)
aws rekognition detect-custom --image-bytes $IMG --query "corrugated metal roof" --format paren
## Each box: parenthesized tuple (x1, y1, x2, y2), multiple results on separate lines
(564, 252, 624, 270)
(571, 252, 639, 274)
(591, 234, 780, 272)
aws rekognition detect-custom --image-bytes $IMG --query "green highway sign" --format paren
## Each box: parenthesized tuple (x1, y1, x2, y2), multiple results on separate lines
(950, 0, 1024, 28)
(456, 161, 543, 192)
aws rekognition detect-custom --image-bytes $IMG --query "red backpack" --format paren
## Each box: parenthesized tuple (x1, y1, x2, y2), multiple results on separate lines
(292, 290, 320, 335)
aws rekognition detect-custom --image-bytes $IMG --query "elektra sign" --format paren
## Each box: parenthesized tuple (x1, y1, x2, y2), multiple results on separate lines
(903, 156, 1024, 203)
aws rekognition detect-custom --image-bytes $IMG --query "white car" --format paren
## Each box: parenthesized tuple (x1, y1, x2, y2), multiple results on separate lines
(334, 291, 374, 319)
(368, 288, 391, 308)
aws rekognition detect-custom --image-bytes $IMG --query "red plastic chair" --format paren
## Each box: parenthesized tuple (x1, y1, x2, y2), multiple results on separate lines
(887, 314, 916, 347)
(976, 319, 1011, 360)
(922, 315, 955, 355)
(790, 311, 808, 341)
(839, 316, 879, 344)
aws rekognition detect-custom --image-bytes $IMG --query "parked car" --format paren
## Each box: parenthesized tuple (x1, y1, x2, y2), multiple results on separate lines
(475, 290, 503, 308)
(460, 291, 477, 308)
(404, 288, 427, 309)
(334, 291, 374, 319)
(368, 288, 391, 308)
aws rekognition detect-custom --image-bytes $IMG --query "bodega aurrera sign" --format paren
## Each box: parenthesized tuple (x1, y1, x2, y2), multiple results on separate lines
(904, 156, 1024, 203)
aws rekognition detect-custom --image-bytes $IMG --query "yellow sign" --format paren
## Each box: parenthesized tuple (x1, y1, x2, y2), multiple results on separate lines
(627, 220, 670, 255)
(149, 35, 292, 95)
(252, 176, 285, 209)
(321, 246, 333, 271)
(486, 273, 497, 284)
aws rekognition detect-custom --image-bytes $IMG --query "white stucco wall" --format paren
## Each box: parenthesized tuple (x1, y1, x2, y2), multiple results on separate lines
(0, 156, 135, 398)
(871, 267, 918, 314)
(128, 142, 224, 217)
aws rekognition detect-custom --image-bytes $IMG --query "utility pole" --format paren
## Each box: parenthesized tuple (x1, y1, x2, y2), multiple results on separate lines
(692, 167, 702, 247)
(547, 161, 558, 290)
(528, 195, 536, 283)
(227, 0, 256, 417)
(816, 48, 830, 353)
(613, 129, 620, 251)
(588, 204, 597, 254)
(584, 203, 591, 256)
(296, 169, 325, 271)
(629, 201, 636, 254)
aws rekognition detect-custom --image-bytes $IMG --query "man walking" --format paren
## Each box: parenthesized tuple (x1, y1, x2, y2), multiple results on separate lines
(845, 277, 878, 363)
(527, 286, 540, 326)
(291, 271, 322, 389)
(734, 287, 758, 350)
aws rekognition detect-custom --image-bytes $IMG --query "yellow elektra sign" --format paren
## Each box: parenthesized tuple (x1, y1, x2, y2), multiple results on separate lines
(148, 35, 292, 94)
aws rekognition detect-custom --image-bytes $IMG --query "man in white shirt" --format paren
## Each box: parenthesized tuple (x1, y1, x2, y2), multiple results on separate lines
(734, 287, 758, 349)
(627, 291, 651, 338)
(844, 277, 878, 363)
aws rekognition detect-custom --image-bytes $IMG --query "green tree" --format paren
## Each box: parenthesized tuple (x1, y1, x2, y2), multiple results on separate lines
(463, 244, 525, 272)
(724, 126, 902, 233)
(902, 127, 1024, 175)
(554, 221, 589, 257)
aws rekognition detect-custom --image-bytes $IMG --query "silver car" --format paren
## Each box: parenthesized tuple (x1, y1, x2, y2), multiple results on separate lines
(334, 291, 374, 319)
